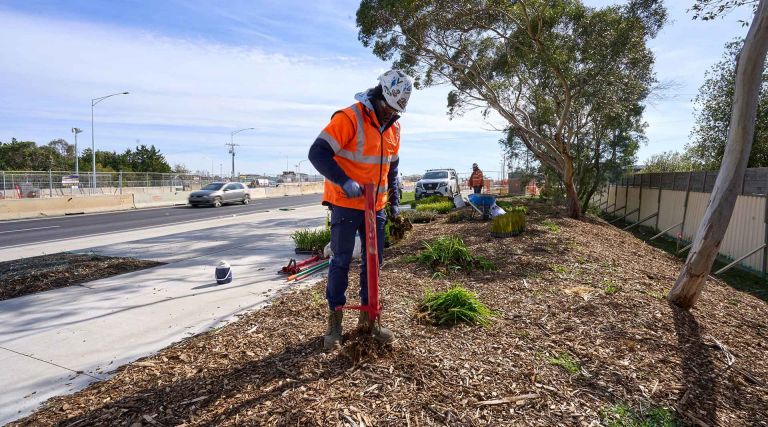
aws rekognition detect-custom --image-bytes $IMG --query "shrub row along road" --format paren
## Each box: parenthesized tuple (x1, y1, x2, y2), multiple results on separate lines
(0, 194, 322, 248)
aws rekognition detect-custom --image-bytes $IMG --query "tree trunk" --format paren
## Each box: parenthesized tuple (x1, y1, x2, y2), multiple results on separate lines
(668, 0, 768, 309)
(563, 155, 582, 219)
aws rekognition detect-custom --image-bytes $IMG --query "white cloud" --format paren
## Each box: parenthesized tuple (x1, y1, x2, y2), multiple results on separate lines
(0, 9, 503, 175)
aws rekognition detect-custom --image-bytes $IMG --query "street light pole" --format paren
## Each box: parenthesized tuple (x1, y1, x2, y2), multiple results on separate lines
(71, 127, 82, 177)
(91, 91, 129, 190)
(227, 127, 255, 180)
(296, 159, 308, 191)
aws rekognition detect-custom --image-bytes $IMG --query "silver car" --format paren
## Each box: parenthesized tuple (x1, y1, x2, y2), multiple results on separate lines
(188, 182, 250, 207)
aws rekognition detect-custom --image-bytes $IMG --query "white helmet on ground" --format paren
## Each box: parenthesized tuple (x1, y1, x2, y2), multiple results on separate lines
(378, 70, 413, 112)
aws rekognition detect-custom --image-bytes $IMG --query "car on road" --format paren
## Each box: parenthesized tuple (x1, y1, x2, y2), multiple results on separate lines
(415, 169, 461, 200)
(188, 182, 250, 207)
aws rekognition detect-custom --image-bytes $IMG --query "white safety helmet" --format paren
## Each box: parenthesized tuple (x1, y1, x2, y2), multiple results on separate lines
(378, 70, 413, 112)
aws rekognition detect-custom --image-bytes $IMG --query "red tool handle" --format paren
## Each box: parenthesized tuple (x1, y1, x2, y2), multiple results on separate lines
(336, 183, 380, 321)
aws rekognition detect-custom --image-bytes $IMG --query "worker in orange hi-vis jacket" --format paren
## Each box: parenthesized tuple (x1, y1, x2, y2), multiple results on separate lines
(469, 163, 484, 194)
(308, 70, 413, 351)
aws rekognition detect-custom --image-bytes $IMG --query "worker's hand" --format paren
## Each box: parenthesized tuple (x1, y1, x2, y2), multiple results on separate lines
(390, 204, 400, 218)
(342, 179, 363, 198)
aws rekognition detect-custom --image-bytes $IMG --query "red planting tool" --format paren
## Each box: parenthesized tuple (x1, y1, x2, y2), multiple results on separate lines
(279, 255, 321, 275)
(336, 183, 381, 321)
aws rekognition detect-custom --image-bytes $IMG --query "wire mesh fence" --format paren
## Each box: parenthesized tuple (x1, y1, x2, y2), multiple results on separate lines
(0, 170, 326, 199)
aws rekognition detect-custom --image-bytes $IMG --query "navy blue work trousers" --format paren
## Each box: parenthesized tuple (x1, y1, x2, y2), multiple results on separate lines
(326, 205, 386, 310)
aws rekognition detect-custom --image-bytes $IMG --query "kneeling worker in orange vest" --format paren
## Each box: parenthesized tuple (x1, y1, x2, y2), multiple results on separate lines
(308, 70, 413, 350)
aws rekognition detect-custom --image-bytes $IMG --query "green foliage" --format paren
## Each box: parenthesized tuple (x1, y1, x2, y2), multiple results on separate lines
(400, 190, 415, 206)
(641, 150, 703, 173)
(446, 209, 474, 223)
(417, 286, 493, 325)
(290, 228, 331, 252)
(495, 201, 528, 215)
(411, 194, 452, 208)
(416, 201, 453, 214)
(690, 0, 757, 21)
(358, 0, 667, 218)
(603, 279, 621, 295)
(549, 352, 581, 374)
(688, 39, 768, 168)
(402, 209, 438, 224)
(600, 404, 681, 427)
(0, 138, 172, 173)
(541, 219, 560, 232)
(411, 236, 496, 273)
(489, 212, 526, 235)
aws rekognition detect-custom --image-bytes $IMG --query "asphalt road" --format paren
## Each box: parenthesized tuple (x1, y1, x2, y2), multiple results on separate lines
(0, 194, 322, 248)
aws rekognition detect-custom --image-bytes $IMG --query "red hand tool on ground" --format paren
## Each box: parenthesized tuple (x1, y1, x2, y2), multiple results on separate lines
(336, 183, 381, 321)
(279, 255, 321, 275)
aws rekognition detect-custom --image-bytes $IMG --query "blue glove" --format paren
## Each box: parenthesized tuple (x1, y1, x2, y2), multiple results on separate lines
(390, 204, 400, 218)
(342, 179, 363, 198)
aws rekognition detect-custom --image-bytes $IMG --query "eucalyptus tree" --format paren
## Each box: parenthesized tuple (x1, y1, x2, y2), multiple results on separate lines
(357, 0, 666, 218)
(670, 0, 768, 309)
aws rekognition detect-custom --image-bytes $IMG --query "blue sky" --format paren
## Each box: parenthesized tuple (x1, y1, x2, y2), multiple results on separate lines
(0, 1, 755, 178)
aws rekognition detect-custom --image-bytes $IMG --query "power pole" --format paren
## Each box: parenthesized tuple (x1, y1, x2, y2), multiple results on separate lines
(226, 141, 239, 179)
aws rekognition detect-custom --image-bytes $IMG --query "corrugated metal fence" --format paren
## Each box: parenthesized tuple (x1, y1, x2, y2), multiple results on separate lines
(596, 168, 768, 275)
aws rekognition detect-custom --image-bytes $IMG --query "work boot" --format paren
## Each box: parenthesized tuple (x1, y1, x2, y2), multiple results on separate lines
(358, 311, 394, 344)
(323, 310, 343, 350)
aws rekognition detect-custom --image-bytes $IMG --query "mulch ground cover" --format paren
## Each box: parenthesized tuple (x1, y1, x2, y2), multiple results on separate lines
(11, 198, 768, 426)
(0, 253, 163, 301)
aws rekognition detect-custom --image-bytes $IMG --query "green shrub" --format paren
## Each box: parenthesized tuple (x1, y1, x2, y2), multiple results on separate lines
(416, 201, 453, 214)
(446, 208, 474, 223)
(411, 236, 496, 273)
(402, 210, 438, 223)
(541, 219, 560, 232)
(549, 352, 580, 374)
(490, 212, 526, 236)
(418, 286, 493, 325)
(290, 228, 331, 252)
(600, 404, 681, 427)
(411, 195, 453, 208)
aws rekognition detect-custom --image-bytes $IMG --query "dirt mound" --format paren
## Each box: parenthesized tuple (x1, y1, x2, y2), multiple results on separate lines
(13, 203, 768, 426)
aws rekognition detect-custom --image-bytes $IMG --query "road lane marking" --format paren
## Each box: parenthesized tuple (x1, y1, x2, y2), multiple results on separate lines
(0, 202, 319, 249)
(0, 225, 60, 234)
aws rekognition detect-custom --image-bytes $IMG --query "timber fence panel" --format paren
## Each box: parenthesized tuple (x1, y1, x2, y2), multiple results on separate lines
(626, 187, 641, 222)
(657, 190, 686, 236)
(720, 195, 765, 272)
(639, 188, 660, 226)
(682, 192, 710, 242)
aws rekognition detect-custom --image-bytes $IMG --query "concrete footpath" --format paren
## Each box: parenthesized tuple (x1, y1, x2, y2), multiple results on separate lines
(0, 204, 328, 424)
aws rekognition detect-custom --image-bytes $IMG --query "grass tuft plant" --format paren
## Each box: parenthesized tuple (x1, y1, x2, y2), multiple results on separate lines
(410, 236, 496, 273)
(489, 212, 526, 237)
(402, 210, 438, 224)
(541, 219, 560, 232)
(600, 404, 681, 427)
(549, 352, 580, 374)
(417, 286, 493, 325)
(411, 195, 453, 209)
(290, 228, 331, 252)
(416, 201, 453, 214)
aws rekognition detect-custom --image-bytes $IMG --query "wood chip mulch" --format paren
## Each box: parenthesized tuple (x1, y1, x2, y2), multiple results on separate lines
(11, 200, 768, 426)
(0, 253, 163, 301)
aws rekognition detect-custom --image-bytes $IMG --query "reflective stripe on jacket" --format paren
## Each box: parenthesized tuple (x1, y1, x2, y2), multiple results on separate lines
(318, 102, 400, 210)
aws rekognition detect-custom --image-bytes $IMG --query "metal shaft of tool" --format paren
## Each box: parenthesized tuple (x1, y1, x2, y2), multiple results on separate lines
(363, 183, 381, 321)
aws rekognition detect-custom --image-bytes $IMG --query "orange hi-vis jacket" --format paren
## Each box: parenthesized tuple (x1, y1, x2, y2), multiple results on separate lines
(469, 168, 484, 187)
(318, 102, 400, 211)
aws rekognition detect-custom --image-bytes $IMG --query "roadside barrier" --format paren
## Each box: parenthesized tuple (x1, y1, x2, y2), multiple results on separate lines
(0, 195, 135, 220)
